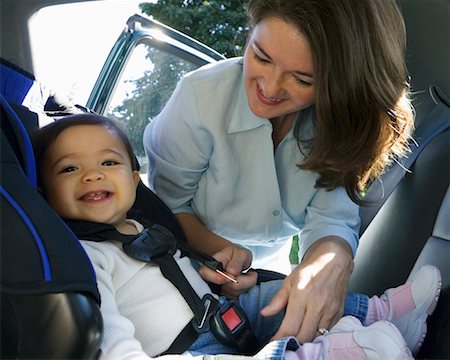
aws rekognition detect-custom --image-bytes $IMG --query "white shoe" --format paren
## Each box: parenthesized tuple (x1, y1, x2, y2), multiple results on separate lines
(384, 265, 442, 355)
(326, 316, 413, 359)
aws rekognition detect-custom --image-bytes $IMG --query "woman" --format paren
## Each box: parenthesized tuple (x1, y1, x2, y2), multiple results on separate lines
(144, 0, 414, 344)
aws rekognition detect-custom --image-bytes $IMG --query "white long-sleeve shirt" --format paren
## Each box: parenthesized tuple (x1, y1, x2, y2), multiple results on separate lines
(81, 220, 213, 359)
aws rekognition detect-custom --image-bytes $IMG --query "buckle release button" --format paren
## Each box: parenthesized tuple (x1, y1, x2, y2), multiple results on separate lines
(222, 307, 243, 332)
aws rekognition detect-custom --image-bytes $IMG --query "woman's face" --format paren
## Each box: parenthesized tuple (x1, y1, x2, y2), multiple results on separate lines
(243, 16, 315, 120)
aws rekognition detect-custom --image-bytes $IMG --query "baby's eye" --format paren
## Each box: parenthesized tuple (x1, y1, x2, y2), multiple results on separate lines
(60, 166, 77, 173)
(102, 160, 119, 166)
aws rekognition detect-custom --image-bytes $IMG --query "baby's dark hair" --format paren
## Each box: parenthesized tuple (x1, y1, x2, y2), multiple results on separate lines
(31, 113, 139, 186)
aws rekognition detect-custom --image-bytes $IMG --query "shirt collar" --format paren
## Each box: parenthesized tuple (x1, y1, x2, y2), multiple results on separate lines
(228, 73, 269, 134)
(227, 71, 316, 137)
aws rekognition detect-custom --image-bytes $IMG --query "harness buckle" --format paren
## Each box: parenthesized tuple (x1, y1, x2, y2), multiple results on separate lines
(194, 295, 260, 354)
(193, 294, 219, 333)
(210, 299, 253, 349)
(123, 224, 177, 262)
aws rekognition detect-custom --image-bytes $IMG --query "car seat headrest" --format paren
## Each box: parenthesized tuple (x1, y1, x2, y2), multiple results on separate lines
(399, 0, 450, 122)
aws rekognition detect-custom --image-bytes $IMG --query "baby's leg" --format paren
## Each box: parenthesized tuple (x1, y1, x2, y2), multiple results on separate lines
(284, 317, 413, 360)
(237, 279, 285, 344)
(363, 265, 441, 355)
(201, 320, 413, 360)
(342, 292, 369, 323)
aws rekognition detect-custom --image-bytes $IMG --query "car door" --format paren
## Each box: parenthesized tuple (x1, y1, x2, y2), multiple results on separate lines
(87, 14, 225, 174)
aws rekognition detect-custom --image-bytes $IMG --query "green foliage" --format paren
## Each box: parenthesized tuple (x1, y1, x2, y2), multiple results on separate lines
(109, 46, 197, 157)
(139, 0, 250, 57)
(110, 1, 249, 157)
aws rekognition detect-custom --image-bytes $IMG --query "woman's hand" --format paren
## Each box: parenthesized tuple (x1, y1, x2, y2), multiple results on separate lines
(260, 236, 354, 344)
(176, 212, 258, 297)
(198, 244, 258, 298)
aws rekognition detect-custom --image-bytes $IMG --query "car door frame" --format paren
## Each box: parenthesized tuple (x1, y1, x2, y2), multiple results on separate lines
(86, 14, 225, 114)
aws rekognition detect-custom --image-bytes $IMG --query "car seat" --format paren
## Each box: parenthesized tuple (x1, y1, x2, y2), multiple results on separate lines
(0, 59, 105, 359)
(0, 58, 194, 358)
(349, 1, 450, 359)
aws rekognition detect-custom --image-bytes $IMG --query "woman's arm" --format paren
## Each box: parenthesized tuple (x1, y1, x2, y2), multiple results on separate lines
(261, 236, 353, 343)
(258, 184, 359, 343)
(176, 212, 233, 255)
(177, 212, 258, 296)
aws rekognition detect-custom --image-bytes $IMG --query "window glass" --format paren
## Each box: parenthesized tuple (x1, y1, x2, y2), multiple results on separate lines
(106, 43, 198, 170)
(28, 1, 203, 181)
(28, 0, 145, 106)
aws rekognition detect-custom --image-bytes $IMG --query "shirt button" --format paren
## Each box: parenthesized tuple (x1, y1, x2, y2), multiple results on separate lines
(272, 210, 280, 216)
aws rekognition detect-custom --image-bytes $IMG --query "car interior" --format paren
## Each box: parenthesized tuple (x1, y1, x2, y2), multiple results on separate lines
(1, 0, 449, 359)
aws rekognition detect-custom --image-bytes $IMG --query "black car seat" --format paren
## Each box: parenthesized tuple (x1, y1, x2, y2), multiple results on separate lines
(349, 1, 450, 359)
(0, 59, 105, 359)
(0, 58, 190, 358)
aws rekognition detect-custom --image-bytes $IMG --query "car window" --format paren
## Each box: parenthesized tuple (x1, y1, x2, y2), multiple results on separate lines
(105, 42, 199, 170)
(28, 0, 144, 106)
(86, 14, 225, 179)
(28, 1, 224, 180)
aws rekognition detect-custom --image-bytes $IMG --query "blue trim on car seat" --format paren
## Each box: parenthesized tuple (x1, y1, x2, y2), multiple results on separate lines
(0, 58, 35, 104)
(0, 185, 52, 281)
(0, 94, 37, 187)
(59, 220, 99, 283)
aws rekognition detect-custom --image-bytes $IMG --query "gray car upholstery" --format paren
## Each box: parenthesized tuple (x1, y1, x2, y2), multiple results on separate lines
(349, 1, 450, 359)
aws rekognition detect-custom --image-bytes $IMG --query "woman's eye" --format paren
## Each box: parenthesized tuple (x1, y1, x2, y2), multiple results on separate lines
(254, 53, 270, 64)
(294, 76, 313, 87)
(102, 160, 118, 166)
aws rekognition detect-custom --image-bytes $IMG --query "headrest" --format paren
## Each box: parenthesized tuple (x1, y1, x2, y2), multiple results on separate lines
(0, 58, 35, 105)
(399, 0, 450, 122)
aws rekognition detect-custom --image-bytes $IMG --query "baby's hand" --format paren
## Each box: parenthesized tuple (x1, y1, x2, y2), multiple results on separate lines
(199, 245, 257, 298)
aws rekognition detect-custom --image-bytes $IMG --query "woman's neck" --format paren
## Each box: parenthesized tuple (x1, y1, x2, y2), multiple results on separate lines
(270, 113, 296, 149)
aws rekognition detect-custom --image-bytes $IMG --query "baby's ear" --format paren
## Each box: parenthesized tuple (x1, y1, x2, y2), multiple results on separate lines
(132, 170, 141, 188)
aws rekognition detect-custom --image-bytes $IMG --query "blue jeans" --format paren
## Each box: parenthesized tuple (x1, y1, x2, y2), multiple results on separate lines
(188, 279, 368, 357)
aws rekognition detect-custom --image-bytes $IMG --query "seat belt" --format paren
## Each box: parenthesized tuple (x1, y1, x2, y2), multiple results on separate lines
(360, 100, 450, 234)
(66, 220, 262, 355)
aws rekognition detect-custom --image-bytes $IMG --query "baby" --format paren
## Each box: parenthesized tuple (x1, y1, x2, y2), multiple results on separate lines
(32, 113, 441, 360)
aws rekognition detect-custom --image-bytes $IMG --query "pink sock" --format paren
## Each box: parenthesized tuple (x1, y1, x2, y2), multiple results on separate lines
(284, 342, 323, 360)
(364, 295, 389, 326)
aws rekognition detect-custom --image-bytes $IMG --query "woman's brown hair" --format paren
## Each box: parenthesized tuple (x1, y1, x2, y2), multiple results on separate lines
(247, 0, 414, 203)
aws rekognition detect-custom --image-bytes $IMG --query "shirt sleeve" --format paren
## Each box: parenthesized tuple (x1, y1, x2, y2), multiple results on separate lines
(299, 186, 361, 259)
(81, 242, 153, 360)
(144, 77, 212, 214)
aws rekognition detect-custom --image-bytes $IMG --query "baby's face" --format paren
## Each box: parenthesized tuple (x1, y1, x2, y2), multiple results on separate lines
(41, 124, 140, 229)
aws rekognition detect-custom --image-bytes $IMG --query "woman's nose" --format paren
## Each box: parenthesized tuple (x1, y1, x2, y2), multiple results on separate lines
(262, 70, 284, 98)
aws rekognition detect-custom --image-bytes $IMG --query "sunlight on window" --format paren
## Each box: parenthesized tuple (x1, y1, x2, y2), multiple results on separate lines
(108, 44, 155, 112)
(28, 0, 150, 106)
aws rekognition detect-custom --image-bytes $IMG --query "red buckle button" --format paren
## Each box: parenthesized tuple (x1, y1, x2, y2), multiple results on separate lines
(221, 307, 242, 332)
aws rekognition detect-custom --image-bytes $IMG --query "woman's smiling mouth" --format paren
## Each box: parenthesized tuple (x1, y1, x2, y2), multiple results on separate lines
(257, 84, 282, 105)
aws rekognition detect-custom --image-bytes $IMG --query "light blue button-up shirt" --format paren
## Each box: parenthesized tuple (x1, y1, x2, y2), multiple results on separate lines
(144, 58, 360, 273)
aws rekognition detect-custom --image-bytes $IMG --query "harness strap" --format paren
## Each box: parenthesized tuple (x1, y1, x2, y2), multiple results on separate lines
(66, 220, 261, 355)
(122, 225, 261, 355)
(162, 322, 199, 355)
(360, 99, 450, 234)
(151, 252, 208, 326)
